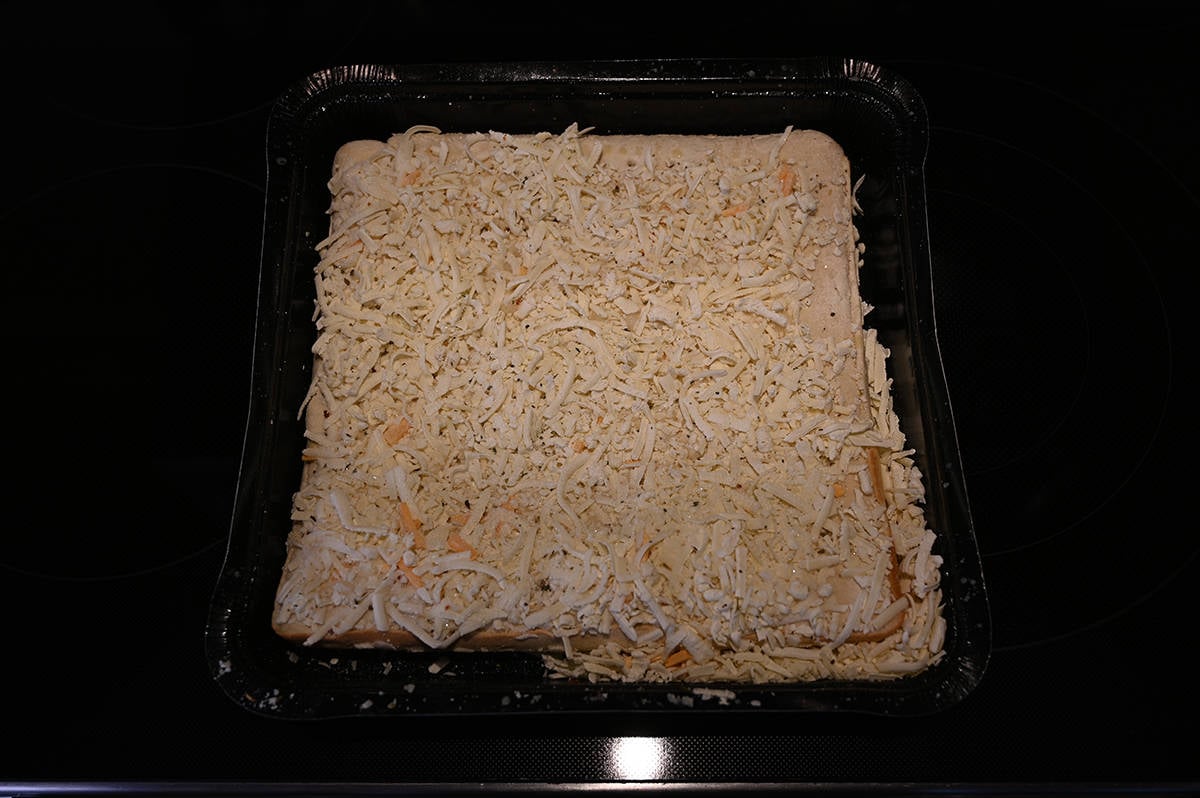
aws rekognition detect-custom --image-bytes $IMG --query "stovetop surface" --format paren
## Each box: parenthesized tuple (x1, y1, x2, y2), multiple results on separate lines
(3, 4, 1196, 794)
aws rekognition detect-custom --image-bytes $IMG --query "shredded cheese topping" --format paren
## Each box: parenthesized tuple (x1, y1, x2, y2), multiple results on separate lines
(273, 124, 946, 683)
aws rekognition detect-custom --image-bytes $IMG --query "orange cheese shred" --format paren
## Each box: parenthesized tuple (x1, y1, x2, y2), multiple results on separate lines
(664, 648, 692, 668)
(395, 560, 424, 588)
(398, 502, 426, 548)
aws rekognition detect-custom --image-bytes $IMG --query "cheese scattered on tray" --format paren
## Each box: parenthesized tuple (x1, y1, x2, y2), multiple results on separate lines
(272, 123, 946, 683)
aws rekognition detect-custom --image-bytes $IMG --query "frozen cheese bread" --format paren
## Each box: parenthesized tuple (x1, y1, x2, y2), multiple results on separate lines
(271, 124, 947, 683)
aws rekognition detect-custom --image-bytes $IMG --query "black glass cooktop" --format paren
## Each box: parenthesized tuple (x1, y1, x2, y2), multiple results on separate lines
(3, 5, 1197, 795)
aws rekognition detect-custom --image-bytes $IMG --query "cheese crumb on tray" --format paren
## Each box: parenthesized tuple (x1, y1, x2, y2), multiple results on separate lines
(271, 123, 947, 683)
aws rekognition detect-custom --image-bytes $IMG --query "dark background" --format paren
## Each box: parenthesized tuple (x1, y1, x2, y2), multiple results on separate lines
(2, 2, 1197, 795)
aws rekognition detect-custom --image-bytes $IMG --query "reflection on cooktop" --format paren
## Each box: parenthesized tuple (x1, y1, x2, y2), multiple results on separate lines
(7, 164, 261, 580)
(910, 58, 1187, 658)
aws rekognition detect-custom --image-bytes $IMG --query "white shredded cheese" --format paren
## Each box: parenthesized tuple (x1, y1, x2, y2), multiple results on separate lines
(273, 124, 948, 684)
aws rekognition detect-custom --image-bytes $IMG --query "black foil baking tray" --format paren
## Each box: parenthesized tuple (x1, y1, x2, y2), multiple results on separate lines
(206, 57, 991, 719)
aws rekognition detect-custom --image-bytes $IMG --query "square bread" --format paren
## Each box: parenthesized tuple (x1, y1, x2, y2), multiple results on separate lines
(271, 124, 947, 682)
